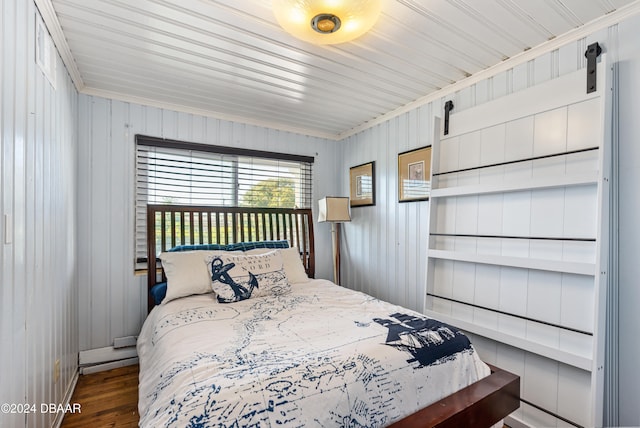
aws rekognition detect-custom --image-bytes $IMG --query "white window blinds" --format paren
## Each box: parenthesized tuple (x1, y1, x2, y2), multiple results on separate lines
(135, 135, 313, 267)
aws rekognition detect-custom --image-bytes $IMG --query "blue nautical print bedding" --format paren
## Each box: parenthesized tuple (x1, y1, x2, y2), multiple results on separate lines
(137, 279, 489, 427)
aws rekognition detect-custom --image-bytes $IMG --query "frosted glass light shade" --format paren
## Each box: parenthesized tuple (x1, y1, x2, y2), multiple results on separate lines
(273, 0, 382, 45)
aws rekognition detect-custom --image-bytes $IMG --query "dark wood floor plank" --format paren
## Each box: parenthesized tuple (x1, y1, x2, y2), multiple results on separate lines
(61, 364, 139, 428)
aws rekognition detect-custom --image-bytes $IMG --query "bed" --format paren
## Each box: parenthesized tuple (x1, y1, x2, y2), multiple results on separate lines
(138, 204, 519, 427)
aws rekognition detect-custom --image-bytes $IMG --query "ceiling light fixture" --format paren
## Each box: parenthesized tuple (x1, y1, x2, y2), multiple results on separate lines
(273, 0, 382, 45)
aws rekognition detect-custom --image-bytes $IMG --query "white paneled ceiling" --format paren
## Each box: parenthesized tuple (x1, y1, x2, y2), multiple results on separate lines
(43, 0, 640, 139)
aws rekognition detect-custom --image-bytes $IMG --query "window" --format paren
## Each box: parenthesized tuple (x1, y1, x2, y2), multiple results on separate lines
(135, 135, 313, 267)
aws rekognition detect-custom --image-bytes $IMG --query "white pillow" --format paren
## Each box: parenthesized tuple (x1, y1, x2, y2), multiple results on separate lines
(279, 247, 310, 283)
(159, 251, 217, 304)
(206, 250, 289, 303)
(245, 247, 309, 283)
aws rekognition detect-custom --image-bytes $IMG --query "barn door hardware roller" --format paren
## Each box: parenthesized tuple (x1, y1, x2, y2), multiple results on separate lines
(444, 100, 454, 135)
(585, 42, 602, 94)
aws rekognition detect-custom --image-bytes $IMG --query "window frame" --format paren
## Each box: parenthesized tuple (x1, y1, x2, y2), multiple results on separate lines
(134, 134, 314, 269)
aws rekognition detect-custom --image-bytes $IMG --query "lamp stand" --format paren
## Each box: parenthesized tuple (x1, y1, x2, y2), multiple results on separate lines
(331, 222, 341, 285)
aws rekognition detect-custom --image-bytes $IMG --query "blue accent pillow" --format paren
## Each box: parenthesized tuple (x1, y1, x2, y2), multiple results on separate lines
(168, 243, 227, 252)
(150, 282, 167, 305)
(226, 240, 289, 252)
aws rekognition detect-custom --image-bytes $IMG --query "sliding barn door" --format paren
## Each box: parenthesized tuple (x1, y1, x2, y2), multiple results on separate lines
(425, 56, 611, 427)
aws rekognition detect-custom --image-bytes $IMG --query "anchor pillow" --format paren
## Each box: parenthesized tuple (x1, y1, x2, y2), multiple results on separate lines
(205, 250, 290, 303)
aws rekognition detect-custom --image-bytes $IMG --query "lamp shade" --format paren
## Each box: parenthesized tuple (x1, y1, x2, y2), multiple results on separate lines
(318, 197, 351, 222)
(272, 0, 382, 45)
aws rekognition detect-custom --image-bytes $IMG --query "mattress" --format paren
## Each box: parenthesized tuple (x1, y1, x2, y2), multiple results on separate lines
(137, 279, 489, 427)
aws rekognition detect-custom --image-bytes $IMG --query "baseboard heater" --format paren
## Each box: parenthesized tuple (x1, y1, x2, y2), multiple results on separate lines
(79, 336, 138, 374)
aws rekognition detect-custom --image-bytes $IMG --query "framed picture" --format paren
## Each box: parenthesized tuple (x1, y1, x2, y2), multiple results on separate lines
(398, 146, 432, 202)
(349, 161, 375, 207)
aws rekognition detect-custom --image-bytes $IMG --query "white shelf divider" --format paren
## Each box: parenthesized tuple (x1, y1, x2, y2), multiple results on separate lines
(423, 309, 593, 371)
(427, 249, 596, 276)
(429, 171, 598, 198)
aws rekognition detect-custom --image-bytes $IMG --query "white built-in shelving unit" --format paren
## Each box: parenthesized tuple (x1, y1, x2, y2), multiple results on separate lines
(425, 57, 611, 427)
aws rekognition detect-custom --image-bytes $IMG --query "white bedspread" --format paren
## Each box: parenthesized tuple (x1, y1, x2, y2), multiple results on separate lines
(137, 279, 489, 427)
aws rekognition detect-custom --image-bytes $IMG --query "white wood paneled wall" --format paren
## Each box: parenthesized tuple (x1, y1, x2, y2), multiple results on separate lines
(75, 96, 339, 351)
(0, 2, 79, 427)
(615, 15, 640, 427)
(339, 107, 433, 312)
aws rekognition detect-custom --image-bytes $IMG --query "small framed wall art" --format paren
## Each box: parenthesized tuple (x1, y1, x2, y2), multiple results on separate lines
(349, 161, 375, 207)
(398, 146, 432, 202)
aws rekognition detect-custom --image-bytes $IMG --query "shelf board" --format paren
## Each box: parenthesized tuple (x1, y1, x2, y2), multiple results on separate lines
(430, 172, 598, 198)
(423, 309, 593, 371)
(427, 249, 595, 276)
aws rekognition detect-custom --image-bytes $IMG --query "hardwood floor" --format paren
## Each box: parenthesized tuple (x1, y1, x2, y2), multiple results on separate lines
(61, 364, 139, 428)
(61, 363, 510, 427)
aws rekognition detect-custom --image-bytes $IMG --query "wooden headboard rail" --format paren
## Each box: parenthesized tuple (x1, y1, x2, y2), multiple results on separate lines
(146, 204, 315, 311)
